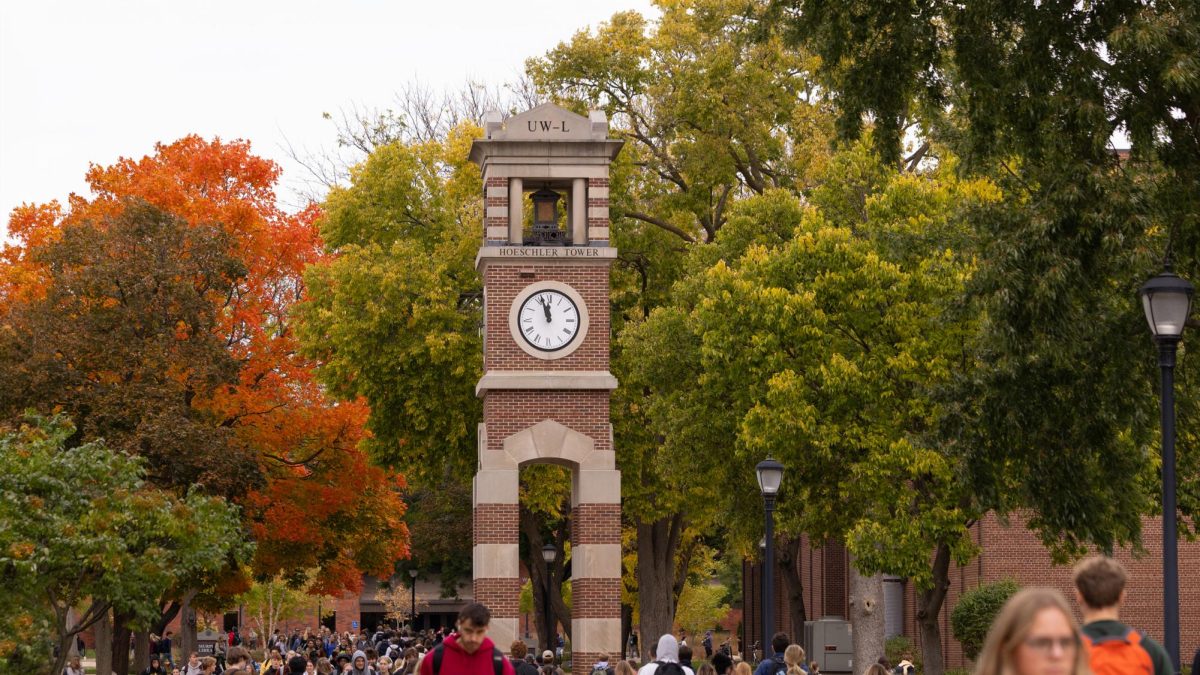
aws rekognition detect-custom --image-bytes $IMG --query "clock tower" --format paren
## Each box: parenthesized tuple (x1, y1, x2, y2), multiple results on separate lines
(468, 103, 623, 670)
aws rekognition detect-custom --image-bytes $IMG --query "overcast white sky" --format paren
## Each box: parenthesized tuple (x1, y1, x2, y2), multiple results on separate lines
(0, 0, 658, 234)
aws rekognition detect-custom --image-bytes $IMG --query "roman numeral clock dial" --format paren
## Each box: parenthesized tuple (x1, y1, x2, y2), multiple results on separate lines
(508, 282, 590, 360)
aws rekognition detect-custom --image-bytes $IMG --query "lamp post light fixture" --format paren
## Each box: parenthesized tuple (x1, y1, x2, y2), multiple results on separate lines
(756, 457, 784, 645)
(409, 568, 419, 630)
(541, 544, 558, 655)
(1140, 265, 1193, 674)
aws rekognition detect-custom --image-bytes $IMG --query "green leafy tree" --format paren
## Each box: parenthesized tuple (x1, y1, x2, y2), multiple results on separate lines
(622, 144, 1007, 672)
(674, 582, 730, 641)
(0, 416, 249, 675)
(528, 0, 836, 641)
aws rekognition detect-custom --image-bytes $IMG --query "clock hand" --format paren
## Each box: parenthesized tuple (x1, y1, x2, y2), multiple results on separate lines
(541, 297, 552, 322)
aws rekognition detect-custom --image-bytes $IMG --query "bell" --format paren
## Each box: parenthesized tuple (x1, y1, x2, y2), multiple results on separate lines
(531, 188, 561, 229)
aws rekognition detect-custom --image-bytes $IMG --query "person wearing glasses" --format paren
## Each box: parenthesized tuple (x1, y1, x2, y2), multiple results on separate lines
(1073, 556, 1170, 675)
(974, 588, 1087, 675)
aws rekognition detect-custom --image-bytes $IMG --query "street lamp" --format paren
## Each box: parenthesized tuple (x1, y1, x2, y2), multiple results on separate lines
(1140, 266, 1193, 674)
(756, 457, 784, 650)
(541, 544, 558, 655)
(409, 569, 419, 631)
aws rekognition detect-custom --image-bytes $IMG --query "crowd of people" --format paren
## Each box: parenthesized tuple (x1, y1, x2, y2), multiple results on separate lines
(107, 555, 1198, 675)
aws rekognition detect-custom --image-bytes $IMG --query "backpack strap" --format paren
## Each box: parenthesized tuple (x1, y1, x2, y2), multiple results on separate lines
(431, 643, 445, 675)
(492, 647, 504, 675)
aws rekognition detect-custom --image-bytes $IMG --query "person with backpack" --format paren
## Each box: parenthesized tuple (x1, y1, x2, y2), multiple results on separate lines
(1072, 556, 1170, 675)
(636, 634, 694, 675)
(417, 603, 514, 675)
(508, 641, 538, 675)
(590, 652, 616, 675)
(752, 633, 790, 675)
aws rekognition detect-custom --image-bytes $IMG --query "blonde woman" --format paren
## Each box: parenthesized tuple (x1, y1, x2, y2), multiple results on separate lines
(784, 645, 807, 675)
(974, 588, 1088, 675)
(733, 663, 753, 675)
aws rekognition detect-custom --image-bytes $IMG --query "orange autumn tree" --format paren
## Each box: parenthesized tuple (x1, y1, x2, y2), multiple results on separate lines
(0, 136, 409, 595)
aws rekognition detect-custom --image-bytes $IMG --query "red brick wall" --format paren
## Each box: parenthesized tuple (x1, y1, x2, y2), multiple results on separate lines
(473, 503, 519, 544)
(766, 514, 1200, 670)
(482, 391, 612, 453)
(483, 264, 611, 372)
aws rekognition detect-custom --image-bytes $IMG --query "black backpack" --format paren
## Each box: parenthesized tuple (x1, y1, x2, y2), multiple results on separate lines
(430, 643, 505, 675)
(654, 663, 687, 675)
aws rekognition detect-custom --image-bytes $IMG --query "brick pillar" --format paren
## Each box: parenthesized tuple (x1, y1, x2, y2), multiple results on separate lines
(570, 469, 622, 672)
(484, 177, 510, 243)
(473, 453, 520, 650)
(587, 177, 610, 243)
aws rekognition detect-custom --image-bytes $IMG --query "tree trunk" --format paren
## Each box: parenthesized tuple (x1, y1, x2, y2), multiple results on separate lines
(96, 608, 114, 675)
(778, 536, 807, 638)
(520, 505, 572, 650)
(636, 513, 684, 647)
(67, 607, 83, 659)
(53, 633, 75, 675)
(133, 631, 151, 674)
(179, 597, 198, 660)
(848, 563, 886, 675)
(112, 612, 134, 675)
(916, 543, 952, 675)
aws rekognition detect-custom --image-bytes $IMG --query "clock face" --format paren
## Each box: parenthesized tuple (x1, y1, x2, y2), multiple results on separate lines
(517, 289, 580, 351)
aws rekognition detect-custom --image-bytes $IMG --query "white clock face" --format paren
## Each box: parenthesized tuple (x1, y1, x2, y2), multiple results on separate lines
(518, 289, 580, 351)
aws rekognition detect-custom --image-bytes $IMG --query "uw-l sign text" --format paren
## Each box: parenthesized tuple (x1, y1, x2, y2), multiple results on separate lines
(528, 120, 570, 133)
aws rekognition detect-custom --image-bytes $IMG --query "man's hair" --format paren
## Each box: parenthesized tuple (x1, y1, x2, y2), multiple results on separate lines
(226, 647, 251, 665)
(288, 656, 308, 675)
(511, 641, 528, 659)
(458, 602, 492, 626)
(772, 632, 790, 655)
(679, 645, 693, 661)
(1073, 555, 1127, 608)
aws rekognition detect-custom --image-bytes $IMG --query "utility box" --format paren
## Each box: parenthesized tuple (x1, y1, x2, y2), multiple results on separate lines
(804, 617, 853, 673)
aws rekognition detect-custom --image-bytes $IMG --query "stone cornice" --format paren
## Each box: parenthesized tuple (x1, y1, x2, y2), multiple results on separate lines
(476, 370, 619, 397)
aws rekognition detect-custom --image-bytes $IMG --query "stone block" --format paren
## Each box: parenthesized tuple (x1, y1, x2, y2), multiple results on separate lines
(570, 543, 622, 579)
(570, 618, 621, 654)
(473, 543, 520, 579)
(474, 469, 519, 505)
(573, 469, 620, 505)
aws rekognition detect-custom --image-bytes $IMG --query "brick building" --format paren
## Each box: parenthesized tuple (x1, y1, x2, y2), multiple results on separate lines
(743, 513, 1200, 669)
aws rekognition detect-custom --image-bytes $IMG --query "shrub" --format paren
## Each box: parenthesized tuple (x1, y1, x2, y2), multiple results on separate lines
(885, 635, 920, 672)
(950, 579, 1020, 660)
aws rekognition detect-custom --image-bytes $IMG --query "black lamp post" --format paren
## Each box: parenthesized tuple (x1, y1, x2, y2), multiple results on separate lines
(409, 569, 419, 630)
(541, 544, 558, 655)
(756, 457, 784, 653)
(1140, 266, 1193, 674)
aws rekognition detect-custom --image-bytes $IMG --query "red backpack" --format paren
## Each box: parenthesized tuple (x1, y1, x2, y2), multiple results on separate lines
(1082, 628, 1153, 675)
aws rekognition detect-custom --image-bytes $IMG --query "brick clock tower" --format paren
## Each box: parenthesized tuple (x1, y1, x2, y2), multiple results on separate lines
(468, 103, 624, 671)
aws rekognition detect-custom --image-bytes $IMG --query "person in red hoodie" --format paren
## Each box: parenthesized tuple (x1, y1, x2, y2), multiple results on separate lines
(419, 603, 515, 675)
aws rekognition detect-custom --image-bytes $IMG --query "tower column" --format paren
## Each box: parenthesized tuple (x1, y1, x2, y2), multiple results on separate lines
(508, 177, 523, 244)
(571, 178, 587, 245)
(472, 457, 520, 650)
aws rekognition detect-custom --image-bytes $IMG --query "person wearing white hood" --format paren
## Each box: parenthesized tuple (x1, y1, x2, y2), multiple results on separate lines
(637, 635, 693, 675)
